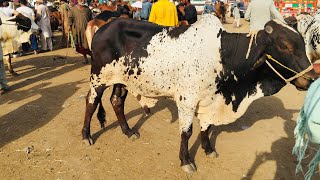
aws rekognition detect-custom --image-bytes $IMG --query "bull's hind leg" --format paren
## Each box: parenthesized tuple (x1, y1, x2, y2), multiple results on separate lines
(177, 99, 197, 173)
(82, 85, 106, 145)
(200, 124, 218, 158)
(110, 84, 140, 140)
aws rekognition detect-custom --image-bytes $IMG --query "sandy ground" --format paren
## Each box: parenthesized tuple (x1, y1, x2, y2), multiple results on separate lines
(0, 17, 318, 179)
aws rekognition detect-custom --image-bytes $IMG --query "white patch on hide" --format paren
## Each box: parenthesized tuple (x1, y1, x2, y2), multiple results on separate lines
(196, 84, 264, 130)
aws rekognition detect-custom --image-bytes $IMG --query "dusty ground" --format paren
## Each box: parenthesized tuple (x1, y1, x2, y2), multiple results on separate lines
(0, 17, 318, 179)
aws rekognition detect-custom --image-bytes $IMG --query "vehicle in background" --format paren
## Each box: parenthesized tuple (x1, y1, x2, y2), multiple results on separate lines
(191, 0, 206, 15)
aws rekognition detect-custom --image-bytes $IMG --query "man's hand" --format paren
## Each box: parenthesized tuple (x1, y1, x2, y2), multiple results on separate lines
(246, 30, 259, 38)
(178, 6, 185, 15)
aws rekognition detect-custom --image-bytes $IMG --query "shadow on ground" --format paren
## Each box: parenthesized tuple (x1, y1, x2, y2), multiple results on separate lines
(0, 55, 86, 148)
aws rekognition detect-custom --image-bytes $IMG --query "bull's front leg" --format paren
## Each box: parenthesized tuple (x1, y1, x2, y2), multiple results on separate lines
(177, 99, 197, 173)
(110, 84, 140, 140)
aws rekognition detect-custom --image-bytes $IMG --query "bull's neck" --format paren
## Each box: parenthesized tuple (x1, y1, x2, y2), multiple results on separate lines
(215, 31, 286, 112)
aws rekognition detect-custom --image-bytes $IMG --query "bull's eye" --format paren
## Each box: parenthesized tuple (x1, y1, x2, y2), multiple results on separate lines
(279, 44, 288, 50)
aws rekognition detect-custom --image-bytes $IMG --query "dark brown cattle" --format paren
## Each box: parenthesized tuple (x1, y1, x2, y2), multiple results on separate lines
(49, 8, 62, 31)
(214, 1, 227, 23)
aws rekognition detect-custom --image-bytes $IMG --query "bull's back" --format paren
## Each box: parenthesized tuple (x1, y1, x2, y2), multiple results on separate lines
(91, 16, 223, 96)
(91, 19, 164, 67)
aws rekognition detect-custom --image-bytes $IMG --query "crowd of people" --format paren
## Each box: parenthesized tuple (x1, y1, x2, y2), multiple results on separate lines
(0, 0, 299, 96)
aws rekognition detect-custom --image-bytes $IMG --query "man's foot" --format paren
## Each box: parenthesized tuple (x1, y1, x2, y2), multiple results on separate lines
(0, 87, 10, 95)
(34, 50, 39, 55)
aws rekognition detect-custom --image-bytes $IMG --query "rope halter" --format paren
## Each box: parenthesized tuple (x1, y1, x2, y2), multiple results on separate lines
(265, 54, 314, 84)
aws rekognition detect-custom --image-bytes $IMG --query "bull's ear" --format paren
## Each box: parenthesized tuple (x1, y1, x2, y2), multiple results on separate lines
(265, 25, 273, 34)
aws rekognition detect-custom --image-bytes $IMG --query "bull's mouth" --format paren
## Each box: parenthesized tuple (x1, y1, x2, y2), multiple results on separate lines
(292, 71, 318, 91)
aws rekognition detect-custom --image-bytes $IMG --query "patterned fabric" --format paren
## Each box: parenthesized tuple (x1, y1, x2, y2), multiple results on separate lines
(293, 78, 320, 180)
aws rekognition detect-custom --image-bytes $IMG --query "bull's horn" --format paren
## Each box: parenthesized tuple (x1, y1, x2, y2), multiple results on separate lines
(7, 17, 17, 22)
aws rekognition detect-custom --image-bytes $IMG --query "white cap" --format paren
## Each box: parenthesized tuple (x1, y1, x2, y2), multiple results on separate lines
(131, 1, 142, 8)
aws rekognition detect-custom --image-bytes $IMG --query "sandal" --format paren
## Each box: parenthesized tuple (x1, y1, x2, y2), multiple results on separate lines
(0, 87, 10, 95)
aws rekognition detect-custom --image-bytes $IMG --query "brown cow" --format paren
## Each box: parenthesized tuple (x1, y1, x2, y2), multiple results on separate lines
(214, 1, 227, 23)
(97, 3, 117, 12)
(85, 6, 130, 50)
(86, 19, 106, 50)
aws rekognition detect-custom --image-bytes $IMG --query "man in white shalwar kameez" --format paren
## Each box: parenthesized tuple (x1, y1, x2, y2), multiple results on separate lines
(36, 0, 52, 51)
(245, 0, 285, 31)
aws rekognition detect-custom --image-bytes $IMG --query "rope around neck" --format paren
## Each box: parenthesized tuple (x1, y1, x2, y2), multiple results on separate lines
(265, 54, 313, 83)
(246, 30, 259, 59)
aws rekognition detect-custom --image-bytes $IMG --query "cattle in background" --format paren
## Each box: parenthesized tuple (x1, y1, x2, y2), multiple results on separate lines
(214, 1, 227, 23)
(85, 6, 131, 50)
(48, 6, 62, 31)
(285, 14, 320, 64)
(82, 15, 316, 173)
(0, 12, 32, 76)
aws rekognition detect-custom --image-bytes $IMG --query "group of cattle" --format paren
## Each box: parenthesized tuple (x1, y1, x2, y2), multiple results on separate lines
(80, 7, 320, 174)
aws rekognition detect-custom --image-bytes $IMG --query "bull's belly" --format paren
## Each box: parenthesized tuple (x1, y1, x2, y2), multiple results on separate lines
(196, 86, 264, 127)
(125, 78, 175, 98)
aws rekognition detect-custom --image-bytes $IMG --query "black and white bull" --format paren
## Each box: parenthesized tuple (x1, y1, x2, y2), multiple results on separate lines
(83, 15, 316, 173)
(0, 12, 32, 76)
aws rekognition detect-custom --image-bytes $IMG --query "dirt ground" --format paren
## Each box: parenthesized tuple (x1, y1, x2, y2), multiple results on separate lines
(0, 17, 318, 179)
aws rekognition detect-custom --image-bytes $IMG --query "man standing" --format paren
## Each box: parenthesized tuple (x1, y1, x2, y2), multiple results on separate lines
(17, 0, 39, 54)
(0, 0, 18, 17)
(36, 0, 53, 52)
(148, 0, 178, 26)
(140, 0, 152, 21)
(68, 0, 92, 64)
(0, 10, 9, 93)
(177, 0, 197, 25)
(60, 0, 70, 47)
(244, 0, 285, 31)
(0, 44, 9, 95)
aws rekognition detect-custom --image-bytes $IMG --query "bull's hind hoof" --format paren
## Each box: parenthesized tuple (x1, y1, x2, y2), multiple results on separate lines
(83, 137, 94, 145)
(207, 151, 219, 158)
(181, 163, 197, 173)
(129, 132, 140, 141)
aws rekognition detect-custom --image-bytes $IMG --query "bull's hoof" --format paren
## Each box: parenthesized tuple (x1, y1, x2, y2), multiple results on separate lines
(129, 132, 140, 141)
(83, 136, 94, 145)
(181, 163, 197, 173)
(207, 151, 219, 158)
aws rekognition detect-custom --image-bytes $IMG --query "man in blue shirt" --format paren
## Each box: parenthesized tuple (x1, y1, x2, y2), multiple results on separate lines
(141, 0, 152, 21)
